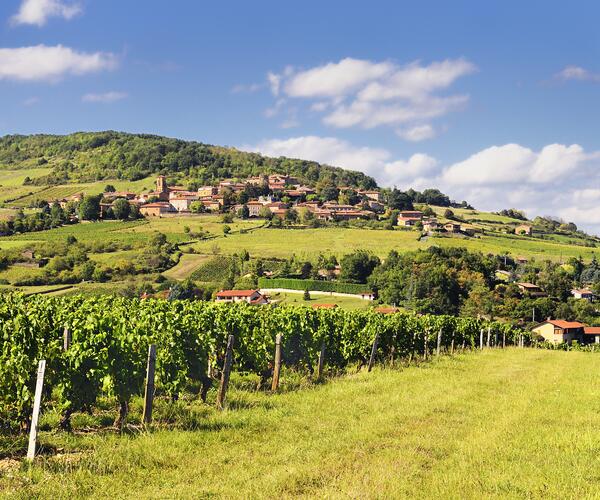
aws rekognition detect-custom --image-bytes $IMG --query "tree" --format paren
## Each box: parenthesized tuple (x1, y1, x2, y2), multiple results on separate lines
(104, 184, 116, 193)
(340, 251, 380, 283)
(259, 206, 273, 219)
(303, 288, 311, 301)
(78, 195, 101, 221)
(112, 198, 131, 220)
(238, 204, 250, 219)
(443, 209, 455, 219)
(387, 189, 413, 211)
(321, 185, 339, 201)
(221, 213, 234, 223)
(50, 202, 65, 226)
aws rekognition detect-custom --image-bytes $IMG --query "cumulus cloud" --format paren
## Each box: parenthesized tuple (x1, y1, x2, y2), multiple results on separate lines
(82, 91, 128, 103)
(264, 57, 475, 136)
(396, 124, 436, 142)
(11, 0, 81, 26)
(244, 135, 600, 233)
(555, 65, 600, 83)
(0, 45, 117, 82)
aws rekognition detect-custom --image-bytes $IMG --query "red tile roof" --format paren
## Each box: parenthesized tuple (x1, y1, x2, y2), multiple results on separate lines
(584, 327, 600, 335)
(546, 320, 585, 329)
(216, 289, 259, 298)
(311, 303, 338, 309)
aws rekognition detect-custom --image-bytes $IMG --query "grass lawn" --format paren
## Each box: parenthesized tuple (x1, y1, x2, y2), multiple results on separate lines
(3, 349, 600, 498)
(267, 290, 373, 310)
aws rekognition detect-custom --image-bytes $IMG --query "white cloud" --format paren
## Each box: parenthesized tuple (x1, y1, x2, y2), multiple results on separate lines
(11, 0, 81, 26)
(283, 58, 394, 98)
(556, 65, 600, 83)
(263, 57, 475, 136)
(0, 45, 117, 82)
(396, 124, 436, 142)
(244, 135, 600, 234)
(82, 91, 128, 103)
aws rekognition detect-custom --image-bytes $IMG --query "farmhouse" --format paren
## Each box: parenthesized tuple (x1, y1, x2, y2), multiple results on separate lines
(358, 190, 382, 202)
(398, 216, 421, 227)
(423, 219, 439, 232)
(517, 282, 547, 297)
(532, 320, 585, 344)
(571, 288, 595, 301)
(215, 289, 269, 304)
(444, 222, 461, 233)
(515, 224, 533, 236)
(139, 202, 175, 216)
(170, 196, 198, 212)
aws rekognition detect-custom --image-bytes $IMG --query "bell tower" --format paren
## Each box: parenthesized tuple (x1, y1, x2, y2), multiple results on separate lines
(156, 175, 167, 193)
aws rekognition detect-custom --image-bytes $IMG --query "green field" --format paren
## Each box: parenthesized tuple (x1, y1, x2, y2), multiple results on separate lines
(3, 349, 600, 498)
(162, 253, 211, 280)
(191, 226, 598, 261)
(267, 290, 373, 309)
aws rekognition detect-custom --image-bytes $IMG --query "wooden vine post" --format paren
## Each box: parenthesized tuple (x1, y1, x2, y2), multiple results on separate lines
(142, 344, 156, 425)
(316, 341, 326, 381)
(216, 335, 235, 410)
(27, 359, 46, 461)
(63, 327, 71, 351)
(486, 326, 491, 348)
(368, 334, 379, 372)
(271, 334, 283, 391)
(479, 328, 484, 350)
(436, 328, 442, 356)
(502, 330, 506, 348)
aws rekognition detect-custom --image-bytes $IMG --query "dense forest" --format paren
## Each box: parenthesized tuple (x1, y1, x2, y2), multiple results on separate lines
(0, 131, 377, 189)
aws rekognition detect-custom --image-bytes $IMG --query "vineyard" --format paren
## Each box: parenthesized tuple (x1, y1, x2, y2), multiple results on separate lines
(0, 293, 524, 436)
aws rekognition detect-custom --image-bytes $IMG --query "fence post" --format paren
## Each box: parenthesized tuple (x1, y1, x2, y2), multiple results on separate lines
(436, 328, 442, 356)
(502, 331, 506, 348)
(479, 329, 484, 350)
(27, 360, 46, 461)
(216, 335, 235, 410)
(316, 341, 326, 380)
(368, 334, 380, 372)
(271, 334, 283, 391)
(142, 344, 156, 425)
(63, 327, 71, 351)
(450, 331, 455, 355)
(486, 327, 491, 348)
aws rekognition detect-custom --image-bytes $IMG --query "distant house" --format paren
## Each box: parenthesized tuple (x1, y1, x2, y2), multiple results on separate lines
(215, 289, 269, 305)
(16, 249, 48, 268)
(169, 196, 198, 212)
(139, 202, 175, 217)
(246, 201, 263, 217)
(517, 282, 547, 297)
(399, 210, 423, 220)
(444, 222, 461, 233)
(398, 216, 421, 227)
(571, 288, 595, 301)
(197, 186, 218, 197)
(515, 224, 533, 236)
(359, 190, 382, 202)
(532, 320, 586, 344)
(422, 219, 439, 232)
(583, 326, 600, 344)
(461, 225, 476, 236)
(359, 291, 375, 301)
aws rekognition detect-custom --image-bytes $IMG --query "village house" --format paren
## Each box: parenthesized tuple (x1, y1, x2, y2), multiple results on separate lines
(197, 186, 218, 197)
(399, 210, 423, 220)
(139, 202, 175, 217)
(423, 219, 439, 232)
(398, 216, 421, 227)
(571, 288, 595, 301)
(517, 282, 547, 297)
(15, 249, 48, 268)
(169, 196, 198, 212)
(333, 209, 369, 221)
(532, 320, 600, 344)
(515, 224, 533, 236)
(215, 289, 269, 304)
(359, 190, 382, 202)
(444, 222, 461, 233)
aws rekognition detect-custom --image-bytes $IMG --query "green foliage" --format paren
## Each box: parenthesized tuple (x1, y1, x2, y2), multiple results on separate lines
(0, 293, 515, 433)
(111, 198, 131, 220)
(339, 251, 380, 283)
(0, 132, 377, 189)
(78, 195, 101, 221)
(258, 277, 370, 294)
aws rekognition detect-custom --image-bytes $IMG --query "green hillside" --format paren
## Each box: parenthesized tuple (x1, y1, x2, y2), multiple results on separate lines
(0, 131, 376, 189)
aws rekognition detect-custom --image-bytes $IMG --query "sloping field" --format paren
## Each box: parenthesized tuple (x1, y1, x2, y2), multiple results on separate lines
(4, 349, 600, 498)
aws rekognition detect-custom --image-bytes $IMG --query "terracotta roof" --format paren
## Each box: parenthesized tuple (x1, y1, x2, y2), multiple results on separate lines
(518, 282, 541, 289)
(216, 289, 259, 298)
(584, 327, 600, 335)
(311, 303, 338, 309)
(545, 320, 585, 329)
(572, 288, 594, 295)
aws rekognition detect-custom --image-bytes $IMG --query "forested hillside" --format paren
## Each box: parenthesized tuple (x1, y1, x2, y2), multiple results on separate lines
(0, 131, 377, 189)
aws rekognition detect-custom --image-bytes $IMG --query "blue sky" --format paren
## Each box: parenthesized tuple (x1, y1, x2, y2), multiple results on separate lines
(1, 1, 600, 230)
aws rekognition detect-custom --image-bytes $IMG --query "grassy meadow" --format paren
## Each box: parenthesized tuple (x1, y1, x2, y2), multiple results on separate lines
(2, 349, 600, 498)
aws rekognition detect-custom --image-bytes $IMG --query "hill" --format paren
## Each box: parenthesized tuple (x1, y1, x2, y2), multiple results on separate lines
(0, 131, 377, 189)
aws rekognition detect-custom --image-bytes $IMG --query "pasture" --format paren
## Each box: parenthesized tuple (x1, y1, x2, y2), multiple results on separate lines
(3, 349, 600, 498)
